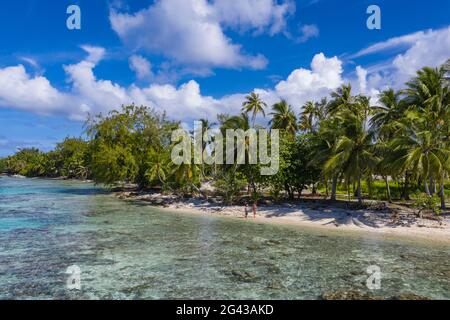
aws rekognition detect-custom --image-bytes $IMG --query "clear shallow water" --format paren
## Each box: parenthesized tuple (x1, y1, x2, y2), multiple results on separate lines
(0, 176, 448, 300)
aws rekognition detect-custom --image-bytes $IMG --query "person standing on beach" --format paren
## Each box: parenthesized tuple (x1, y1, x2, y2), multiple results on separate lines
(244, 203, 249, 219)
(252, 202, 257, 219)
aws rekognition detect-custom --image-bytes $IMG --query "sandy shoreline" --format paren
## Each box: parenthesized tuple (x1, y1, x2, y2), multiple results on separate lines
(3, 175, 448, 244)
(119, 192, 450, 244)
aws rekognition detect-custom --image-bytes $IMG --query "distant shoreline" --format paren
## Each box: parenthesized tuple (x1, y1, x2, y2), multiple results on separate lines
(0, 173, 93, 183)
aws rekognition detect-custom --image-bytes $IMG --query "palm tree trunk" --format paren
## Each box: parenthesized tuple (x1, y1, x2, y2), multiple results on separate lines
(439, 184, 446, 210)
(384, 176, 392, 202)
(401, 172, 411, 200)
(429, 176, 436, 195)
(439, 172, 446, 210)
(297, 187, 303, 201)
(331, 175, 338, 201)
(347, 181, 351, 205)
(424, 179, 431, 196)
(424, 179, 431, 197)
(356, 175, 362, 204)
(284, 183, 293, 199)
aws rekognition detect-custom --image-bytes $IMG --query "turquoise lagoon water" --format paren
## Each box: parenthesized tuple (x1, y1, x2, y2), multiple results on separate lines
(0, 176, 448, 299)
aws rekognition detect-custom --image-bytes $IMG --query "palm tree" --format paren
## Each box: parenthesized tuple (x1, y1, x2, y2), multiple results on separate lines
(328, 84, 357, 115)
(220, 113, 252, 165)
(198, 118, 216, 147)
(269, 100, 298, 134)
(221, 113, 251, 132)
(197, 118, 217, 178)
(370, 89, 404, 132)
(170, 157, 201, 195)
(370, 89, 406, 201)
(317, 85, 361, 201)
(300, 99, 328, 133)
(299, 101, 315, 133)
(316, 98, 329, 119)
(389, 128, 449, 198)
(324, 112, 377, 204)
(220, 113, 259, 194)
(405, 66, 449, 128)
(242, 92, 267, 127)
(145, 147, 169, 185)
(402, 65, 450, 208)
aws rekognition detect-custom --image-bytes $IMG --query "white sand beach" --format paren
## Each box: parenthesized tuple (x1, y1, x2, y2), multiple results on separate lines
(119, 192, 450, 244)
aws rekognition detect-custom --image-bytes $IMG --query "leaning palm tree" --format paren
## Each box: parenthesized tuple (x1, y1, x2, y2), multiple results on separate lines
(242, 92, 267, 127)
(269, 100, 298, 135)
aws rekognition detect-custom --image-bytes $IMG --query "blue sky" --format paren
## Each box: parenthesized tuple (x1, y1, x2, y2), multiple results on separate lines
(0, 0, 449, 156)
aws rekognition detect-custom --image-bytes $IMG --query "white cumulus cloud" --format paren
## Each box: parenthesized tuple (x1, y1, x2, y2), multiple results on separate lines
(0, 48, 347, 123)
(129, 55, 153, 80)
(213, 0, 295, 35)
(274, 53, 343, 109)
(0, 65, 69, 115)
(297, 24, 319, 43)
(10, 25, 448, 125)
(109, 0, 276, 71)
(351, 26, 450, 91)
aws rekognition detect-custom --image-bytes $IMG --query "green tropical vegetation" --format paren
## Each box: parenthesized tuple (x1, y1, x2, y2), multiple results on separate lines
(1, 61, 450, 212)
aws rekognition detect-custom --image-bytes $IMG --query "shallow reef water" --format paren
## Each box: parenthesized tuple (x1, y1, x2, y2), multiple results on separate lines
(0, 176, 449, 299)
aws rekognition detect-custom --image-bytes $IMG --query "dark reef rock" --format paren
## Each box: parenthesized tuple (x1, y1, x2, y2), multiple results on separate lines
(229, 270, 259, 283)
(266, 279, 283, 290)
(321, 289, 383, 300)
(246, 244, 260, 251)
(391, 293, 431, 300)
(321, 289, 432, 300)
